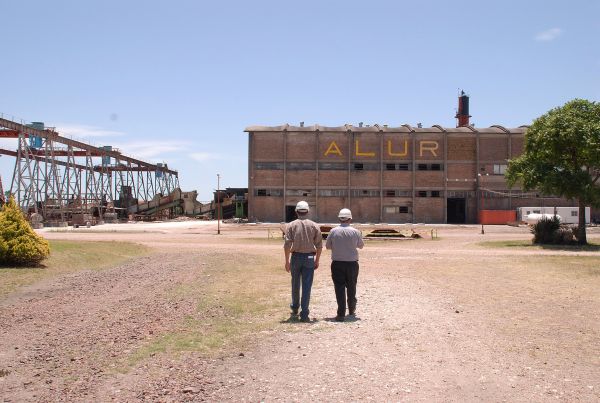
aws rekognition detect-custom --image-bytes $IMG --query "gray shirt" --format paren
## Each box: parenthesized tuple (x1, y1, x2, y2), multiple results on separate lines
(325, 223, 364, 261)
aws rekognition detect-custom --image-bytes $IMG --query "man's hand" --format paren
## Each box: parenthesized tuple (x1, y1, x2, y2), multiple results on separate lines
(314, 259, 319, 270)
(285, 261, 290, 273)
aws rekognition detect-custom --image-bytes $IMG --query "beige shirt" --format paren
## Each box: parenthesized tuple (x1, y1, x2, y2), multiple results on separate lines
(284, 218, 323, 253)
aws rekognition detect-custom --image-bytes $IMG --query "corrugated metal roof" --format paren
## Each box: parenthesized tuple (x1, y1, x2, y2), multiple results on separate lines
(244, 124, 528, 134)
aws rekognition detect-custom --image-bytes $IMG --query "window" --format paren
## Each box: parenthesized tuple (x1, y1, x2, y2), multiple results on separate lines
(255, 189, 282, 197)
(431, 191, 441, 198)
(571, 210, 578, 217)
(352, 162, 378, 171)
(417, 191, 427, 197)
(386, 163, 410, 171)
(319, 162, 346, 170)
(255, 162, 284, 170)
(351, 189, 379, 197)
(385, 190, 396, 197)
(397, 190, 411, 197)
(493, 164, 508, 175)
(286, 189, 313, 196)
(287, 162, 315, 170)
(318, 189, 347, 197)
(384, 206, 409, 214)
(417, 163, 444, 171)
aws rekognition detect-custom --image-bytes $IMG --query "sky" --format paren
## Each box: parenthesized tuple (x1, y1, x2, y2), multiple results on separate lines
(1, 0, 599, 201)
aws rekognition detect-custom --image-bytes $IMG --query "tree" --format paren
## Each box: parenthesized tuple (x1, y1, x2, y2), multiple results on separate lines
(506, 99, 600, 244)
(0, 197, 50, 265)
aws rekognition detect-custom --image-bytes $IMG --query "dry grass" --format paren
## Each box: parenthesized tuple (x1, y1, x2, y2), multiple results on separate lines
(126, 251, 287, 367)
(0, 240, 151, 299)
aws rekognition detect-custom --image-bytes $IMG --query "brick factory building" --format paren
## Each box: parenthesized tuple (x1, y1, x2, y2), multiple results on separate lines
(245, 96, 590, 224)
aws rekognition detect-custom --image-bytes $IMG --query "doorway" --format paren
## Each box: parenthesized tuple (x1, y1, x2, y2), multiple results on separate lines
(447, 198, 466, 224)
(285, 206, 297, 223)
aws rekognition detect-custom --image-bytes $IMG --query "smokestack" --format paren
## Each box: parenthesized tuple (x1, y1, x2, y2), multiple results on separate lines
(455, 90, 471, 127)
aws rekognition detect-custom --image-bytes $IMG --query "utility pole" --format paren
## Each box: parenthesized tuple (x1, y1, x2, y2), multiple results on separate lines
(217, 173, 221, 235)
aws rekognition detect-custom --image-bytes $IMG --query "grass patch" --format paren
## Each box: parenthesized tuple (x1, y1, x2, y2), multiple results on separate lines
(0, 240, 151, 299)
(479, 239, 600, 251)
(479, 240, 533, 248)
(126, 252, 287, 368)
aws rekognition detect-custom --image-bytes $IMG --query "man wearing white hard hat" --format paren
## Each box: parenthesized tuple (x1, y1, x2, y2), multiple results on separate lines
(326, 208, 364, 322)
(283, 201, 323, 322)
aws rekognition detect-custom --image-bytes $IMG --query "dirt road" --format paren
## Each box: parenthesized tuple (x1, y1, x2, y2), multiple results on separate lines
(1, 223, 599, 402)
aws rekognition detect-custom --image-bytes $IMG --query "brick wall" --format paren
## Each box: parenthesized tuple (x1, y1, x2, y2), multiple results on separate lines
(247, 126, 582, 224)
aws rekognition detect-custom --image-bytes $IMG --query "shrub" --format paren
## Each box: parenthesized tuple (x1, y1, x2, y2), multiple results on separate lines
(531, 216, 561, 244)
(553, 227, 576, 245)
(0, 197, 50, 266)
(530, 216, 576, 245)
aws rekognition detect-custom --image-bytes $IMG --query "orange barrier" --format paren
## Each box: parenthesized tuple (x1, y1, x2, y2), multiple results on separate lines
(479, 210, 516, 225)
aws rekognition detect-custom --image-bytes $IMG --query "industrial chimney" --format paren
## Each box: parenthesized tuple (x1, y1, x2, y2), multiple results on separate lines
(455, 90, 471, 127)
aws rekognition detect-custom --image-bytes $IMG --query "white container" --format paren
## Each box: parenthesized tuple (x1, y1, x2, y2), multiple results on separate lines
(517, 207, 590, 224)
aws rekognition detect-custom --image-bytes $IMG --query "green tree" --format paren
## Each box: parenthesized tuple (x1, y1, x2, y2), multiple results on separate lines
(506, 99, 600, 244)
(0, 197, 50, 265)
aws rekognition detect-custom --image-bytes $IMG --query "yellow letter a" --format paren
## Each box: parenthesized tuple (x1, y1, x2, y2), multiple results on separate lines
(324, 141, 343, 156)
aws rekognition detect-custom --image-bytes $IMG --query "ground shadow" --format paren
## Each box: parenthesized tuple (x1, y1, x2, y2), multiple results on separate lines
(538, 243, 600, 251)
(279, 315, 319, 324)
(0, 262, 47, 269)
(322, 315, 361, 323)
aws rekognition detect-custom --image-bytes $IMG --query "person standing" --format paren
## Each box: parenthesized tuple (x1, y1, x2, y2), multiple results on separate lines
(284, 201, 323, 322)
(326, 208, 364, 322)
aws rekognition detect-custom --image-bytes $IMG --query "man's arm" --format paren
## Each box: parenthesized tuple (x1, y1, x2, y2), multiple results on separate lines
(314, 247, 322, 270)
(284, 248, 291, 272)
(356, 229, 364, 249)
(313, 223, 323, 269)
(284, 225, 293, 272)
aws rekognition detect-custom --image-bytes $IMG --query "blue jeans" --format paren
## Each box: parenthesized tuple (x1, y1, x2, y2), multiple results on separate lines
(290, 252, 315, 319)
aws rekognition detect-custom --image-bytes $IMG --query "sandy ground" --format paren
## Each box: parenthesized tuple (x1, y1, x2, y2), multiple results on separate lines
(1, 221, 599, 402)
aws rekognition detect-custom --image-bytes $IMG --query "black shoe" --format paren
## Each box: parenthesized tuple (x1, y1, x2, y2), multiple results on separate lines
(291, 307, 298, 316)
(300, 316, 311, 323)
(348, 308, 355, 316)
(334, 315, 344, 322)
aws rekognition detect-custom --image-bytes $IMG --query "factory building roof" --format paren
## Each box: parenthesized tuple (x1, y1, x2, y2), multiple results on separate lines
(245, 124, 528, 134)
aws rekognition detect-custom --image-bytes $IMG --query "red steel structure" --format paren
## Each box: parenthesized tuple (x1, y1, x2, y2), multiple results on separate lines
(0, 115, 179, 223)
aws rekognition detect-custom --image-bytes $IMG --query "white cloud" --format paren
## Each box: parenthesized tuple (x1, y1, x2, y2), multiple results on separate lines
(189, 152, 221, 162)
(0, 138, 17, 149)
(535, 28, 563, 42)
(55, 124, 125, 138)
(113, 140, 189, 161)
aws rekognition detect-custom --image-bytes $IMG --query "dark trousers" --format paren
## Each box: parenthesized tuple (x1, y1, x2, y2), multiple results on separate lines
(331, 260, 359, 317)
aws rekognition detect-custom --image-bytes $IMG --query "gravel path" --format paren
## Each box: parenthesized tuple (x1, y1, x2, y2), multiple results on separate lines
(1, 224, 599, 402)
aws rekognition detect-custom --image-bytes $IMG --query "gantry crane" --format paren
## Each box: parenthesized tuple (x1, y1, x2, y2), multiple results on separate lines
(0, 116, 179, 224)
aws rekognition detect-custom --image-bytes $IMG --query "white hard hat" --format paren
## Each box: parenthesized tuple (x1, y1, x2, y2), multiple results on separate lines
(295, 201, 310, 212)
(338, 208, 352, 220)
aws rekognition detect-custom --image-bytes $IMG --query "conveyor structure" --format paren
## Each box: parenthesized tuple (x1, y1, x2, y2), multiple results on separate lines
(0, 116, 179, 224)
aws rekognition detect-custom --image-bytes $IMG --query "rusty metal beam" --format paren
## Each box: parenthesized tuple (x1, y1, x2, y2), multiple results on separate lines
(0, 129, 20, 137)
(0, 117, 178, 175)
(0, 148, 165, 173)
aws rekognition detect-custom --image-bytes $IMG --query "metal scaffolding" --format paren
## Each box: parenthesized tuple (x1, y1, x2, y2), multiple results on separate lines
(0, 116, 179, 223)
